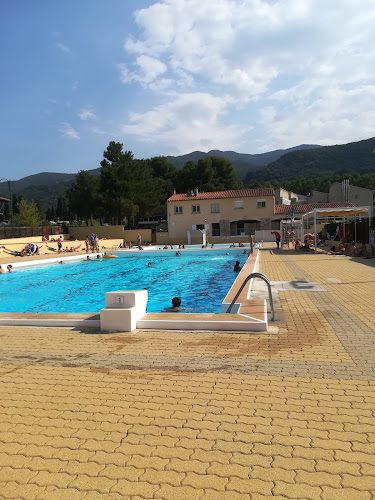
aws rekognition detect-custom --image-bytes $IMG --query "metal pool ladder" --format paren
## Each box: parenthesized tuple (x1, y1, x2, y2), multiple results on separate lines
(226, 272, 275, 321)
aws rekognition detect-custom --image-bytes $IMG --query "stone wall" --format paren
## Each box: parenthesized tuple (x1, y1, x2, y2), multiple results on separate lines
(67, 226, 152, 244)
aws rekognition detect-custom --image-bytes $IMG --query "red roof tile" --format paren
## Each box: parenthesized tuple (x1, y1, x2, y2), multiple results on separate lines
(168, 188, 275, 202)
(274, 202, 355, 214)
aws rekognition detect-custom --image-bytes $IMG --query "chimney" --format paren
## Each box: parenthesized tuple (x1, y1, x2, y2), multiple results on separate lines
(170, 188, 176, 196)
(194, 188, 198, 196)
(187, 189, 192, 197)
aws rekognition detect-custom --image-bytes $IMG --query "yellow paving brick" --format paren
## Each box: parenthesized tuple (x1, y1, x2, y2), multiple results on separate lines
(272, 434, 311, 447)
(154, 483, 204, 500)
(30, 470, 75, 488)
(251, 465, 295, 483)
(190, 449, 232, 465)
(230, 452, 272, 468)
(321, 486, 372, 500)
(25, 456, 67, 473)
(126, 455, 169, 470)
(182, 472, 228, 491)
(178, 437, 215, 450)
(316, 459, 361, 475)
(273, 481, 322, 500)
(361, 463, 375, 476)
(213, 439, 252, 455)
(69, 474, 117, 493)
(51, 447, 96, 463)
(141, 433, 179, 447)
(293, 445, 334, 461)
(0, 452, 32, 468)
(35, 486, 85, 500)
(341, 474, 375, 491)
(295, 470, 341, 488)
(99, 464, 143, 481)
(140, 468, 185, 486)
(111, 479, 159, 498)
(251, 442, 293, 457)
(273, 455, 316, 472)
(234, 431, 272, 444)
(0, 465, 37, 483)
(206, 462, 251, 479)
(335, 450, 375, 466)
(226, 477, 273, 495)
(115, 442, 155, 457)
(0, 481, 42, 500)
(80, 438, 119, 453)
(352, 442, 375, 453)
(200, 490, 251, 500)
(166, 457, 209, 475)
(61, 459, 105, 476)
(152, 445, 192, 461)
(185, 419, 219, 431)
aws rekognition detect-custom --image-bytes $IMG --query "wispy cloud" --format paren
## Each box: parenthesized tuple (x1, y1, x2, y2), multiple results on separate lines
(78, 109, 96, 121)
(56, 42, 71, 53)
(59, 123, 80, 140)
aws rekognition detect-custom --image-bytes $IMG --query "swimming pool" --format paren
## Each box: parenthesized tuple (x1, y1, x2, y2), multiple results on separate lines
(0, 250, 248, 314)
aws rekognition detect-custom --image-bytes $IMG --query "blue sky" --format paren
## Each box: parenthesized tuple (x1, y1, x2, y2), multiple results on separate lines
(1, 0, 375, 180)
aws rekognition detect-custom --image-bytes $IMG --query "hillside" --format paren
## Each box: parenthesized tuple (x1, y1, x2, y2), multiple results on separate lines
(167, 144, 320, 180)
(1, 138, 374, 212)
(244, 137, 375, 184)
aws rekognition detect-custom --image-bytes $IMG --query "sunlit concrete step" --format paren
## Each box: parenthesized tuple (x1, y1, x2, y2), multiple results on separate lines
(137, 301, 268, 332)
(0, 313, 100, 328)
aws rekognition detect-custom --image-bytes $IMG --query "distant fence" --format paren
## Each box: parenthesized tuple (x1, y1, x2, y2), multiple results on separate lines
(0, 225, 63, 240)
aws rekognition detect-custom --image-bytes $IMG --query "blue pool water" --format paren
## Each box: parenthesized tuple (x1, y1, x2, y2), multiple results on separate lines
(0, 249, 248, 314)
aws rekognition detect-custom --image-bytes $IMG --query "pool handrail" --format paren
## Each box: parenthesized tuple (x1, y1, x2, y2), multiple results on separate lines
(226, 272, 275, 321)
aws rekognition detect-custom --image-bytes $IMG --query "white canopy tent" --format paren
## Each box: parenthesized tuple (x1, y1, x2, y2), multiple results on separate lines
(301, 206, 372, 254)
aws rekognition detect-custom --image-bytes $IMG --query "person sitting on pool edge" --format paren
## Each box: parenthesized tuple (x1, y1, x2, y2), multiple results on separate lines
(234, 260, 242, 272)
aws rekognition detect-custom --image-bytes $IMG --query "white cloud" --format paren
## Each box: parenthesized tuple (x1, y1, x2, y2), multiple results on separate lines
(119, 0, 375, 152)
(261, 85, 375, 149)
(56, 42, 71, 53)
(59, 123, 80, 140)
(118, 55, 167, 87)
(78, 109, 96, 121)
(121, 92, 247, 154)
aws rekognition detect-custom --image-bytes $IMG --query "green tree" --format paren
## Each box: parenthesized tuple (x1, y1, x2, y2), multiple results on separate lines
(67, 170, 99, 223)
(99, 142, 168, 225)
(176, 156, 241, 192)
(15, 198, 47, 226)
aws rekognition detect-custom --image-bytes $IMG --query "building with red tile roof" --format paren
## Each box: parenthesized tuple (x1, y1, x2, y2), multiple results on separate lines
(165, 188, 356, 245)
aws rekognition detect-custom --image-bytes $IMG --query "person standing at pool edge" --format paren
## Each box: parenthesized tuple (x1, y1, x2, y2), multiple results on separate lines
(248, 234, 254, 253)
(137, 233, 142, 249)
(271, 231, 281, 249)
(90, 233, 95, 251)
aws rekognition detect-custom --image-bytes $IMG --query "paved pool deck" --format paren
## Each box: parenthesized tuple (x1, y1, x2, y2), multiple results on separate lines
(0, 244, 375, 499)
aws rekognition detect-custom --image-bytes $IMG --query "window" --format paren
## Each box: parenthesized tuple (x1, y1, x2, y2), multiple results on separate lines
(211, 203, 220, 213)
(174, 206, 183, 214)
(234, 200, 243, 209)
(192, 205, 200, 213)
(257, 200, 266, 208)
(196, 224, 205, 230)
(212, 223, 220, 237)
